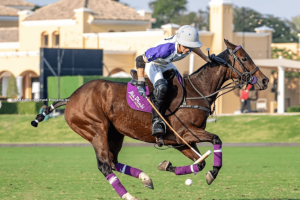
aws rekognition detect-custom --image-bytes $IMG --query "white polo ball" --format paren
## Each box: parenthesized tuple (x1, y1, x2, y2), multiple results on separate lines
(185, 179, 192, 186)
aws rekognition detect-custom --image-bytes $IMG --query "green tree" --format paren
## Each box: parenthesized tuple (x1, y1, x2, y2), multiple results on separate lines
(149, 0, 187, 28)
(272, 47, 300, 61)
(32, 5, 41, 11)
(291, 15, 300, 32)
(233, 6, 298, 43)
(6, 75, 19, 99)
(112, 0, 129, 6)
(173, 8, 209, 30)
(286, 15, 300, 40)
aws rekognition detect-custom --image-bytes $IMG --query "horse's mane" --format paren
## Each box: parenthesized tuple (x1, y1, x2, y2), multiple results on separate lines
(187, 62, 211, 77)
(186, 49, 228, 78)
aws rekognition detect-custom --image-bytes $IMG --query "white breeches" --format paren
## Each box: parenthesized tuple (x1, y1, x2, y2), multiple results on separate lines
(145, 62, 179, 85)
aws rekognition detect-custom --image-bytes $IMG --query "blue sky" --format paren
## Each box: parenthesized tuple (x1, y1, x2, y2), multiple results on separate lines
(28, 0, 300, 20)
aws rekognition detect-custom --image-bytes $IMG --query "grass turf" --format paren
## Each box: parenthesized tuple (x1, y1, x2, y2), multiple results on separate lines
(0, 146, 299, 199)
(0, 114, 300, 143)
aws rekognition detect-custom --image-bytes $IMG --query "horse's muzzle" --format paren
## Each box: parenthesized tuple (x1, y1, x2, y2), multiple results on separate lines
(262, 77, 269, 90)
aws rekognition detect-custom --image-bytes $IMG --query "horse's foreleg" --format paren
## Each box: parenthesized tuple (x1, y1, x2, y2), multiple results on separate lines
(180, 128, 223, 185)
(158, 143, 206, 175)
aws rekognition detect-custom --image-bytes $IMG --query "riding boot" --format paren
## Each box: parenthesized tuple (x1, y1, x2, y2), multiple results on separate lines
(152, 79, 168, 137)
(152, 100, 166, 136)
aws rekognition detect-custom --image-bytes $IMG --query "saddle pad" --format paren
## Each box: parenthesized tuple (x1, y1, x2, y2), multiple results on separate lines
(126, 82, 152, 113)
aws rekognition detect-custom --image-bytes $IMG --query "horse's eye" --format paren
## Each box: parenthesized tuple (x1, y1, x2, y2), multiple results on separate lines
(242, 57, 247, 61)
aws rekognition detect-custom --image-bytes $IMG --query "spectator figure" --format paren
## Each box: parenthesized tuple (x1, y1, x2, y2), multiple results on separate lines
(240, 84, 252, 113)
(39, 105, 54, 121)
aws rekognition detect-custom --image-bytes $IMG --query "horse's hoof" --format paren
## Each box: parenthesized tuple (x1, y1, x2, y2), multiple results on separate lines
(156, 136, 164, 147)
(206, 171, 215, 185)
(139, 172, 154, 190)
(157, 160, 170, 171)
(142, 178, 154, 190)
(122, 192, 139, 200)
(31, 120, 38, 127)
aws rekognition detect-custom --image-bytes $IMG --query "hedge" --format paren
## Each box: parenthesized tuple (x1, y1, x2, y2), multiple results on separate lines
(0, 101, 43, 114)
(47, 76, 131, 108)
(287, 106, 300, 112)
(82, 76, 131, 84)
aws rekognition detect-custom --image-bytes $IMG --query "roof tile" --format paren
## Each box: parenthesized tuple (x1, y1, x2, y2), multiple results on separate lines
(0, 27, 19, 42)
(0, 0, 35, 7)
(0, 5, 20, 16)
(25, 0, 147, 21)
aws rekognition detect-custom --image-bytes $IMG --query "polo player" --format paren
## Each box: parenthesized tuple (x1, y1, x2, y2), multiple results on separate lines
(135, 25, 211, 139)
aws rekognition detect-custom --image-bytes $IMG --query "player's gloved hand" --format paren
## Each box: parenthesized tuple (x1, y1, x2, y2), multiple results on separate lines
(209, 54, 216, 62)
(136, 81, 146, 98)
(209, 54, 228, 66)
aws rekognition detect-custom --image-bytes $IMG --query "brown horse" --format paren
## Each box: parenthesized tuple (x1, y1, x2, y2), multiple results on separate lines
(31, 39, 268, 200)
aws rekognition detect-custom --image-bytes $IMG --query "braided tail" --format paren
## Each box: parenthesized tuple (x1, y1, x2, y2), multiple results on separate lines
(31, 100, 68, 127)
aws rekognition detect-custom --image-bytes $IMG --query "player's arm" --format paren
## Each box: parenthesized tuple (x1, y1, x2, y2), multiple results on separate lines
(192, 48, 211, 62)
(136, 43, 175, 79)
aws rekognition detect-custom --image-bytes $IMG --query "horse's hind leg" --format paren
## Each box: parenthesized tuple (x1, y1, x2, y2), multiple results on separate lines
(108, 127, 154, 190)
(91, 125, 138, 200)
(158, 143, 206, 175)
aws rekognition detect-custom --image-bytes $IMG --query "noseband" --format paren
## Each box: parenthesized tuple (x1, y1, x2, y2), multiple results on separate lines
(227, 45, 259, 86)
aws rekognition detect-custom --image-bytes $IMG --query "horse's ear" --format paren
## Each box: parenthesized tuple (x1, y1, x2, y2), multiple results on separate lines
(224, 39, 236, 50)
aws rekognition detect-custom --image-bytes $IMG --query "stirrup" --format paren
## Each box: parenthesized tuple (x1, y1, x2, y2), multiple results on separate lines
(152, 119, 166, 137)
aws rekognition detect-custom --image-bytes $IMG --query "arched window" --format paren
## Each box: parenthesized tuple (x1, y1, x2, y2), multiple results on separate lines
(41, 32, 49, 47)
(52, 31, 60, 47)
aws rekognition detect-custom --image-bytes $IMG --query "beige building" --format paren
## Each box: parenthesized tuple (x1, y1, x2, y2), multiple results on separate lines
(0, 0, 299, 114)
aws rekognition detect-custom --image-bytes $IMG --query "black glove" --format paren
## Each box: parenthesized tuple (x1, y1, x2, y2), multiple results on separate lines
(136, 81, 146, 98)
(209, 54, 228, 66)
(209, 54, 216, 62)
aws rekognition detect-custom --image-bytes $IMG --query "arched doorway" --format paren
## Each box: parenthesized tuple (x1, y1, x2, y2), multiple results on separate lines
(110, 68, 125, 75)
(19, 70, 39, 99)
(0, 71, 13, 98)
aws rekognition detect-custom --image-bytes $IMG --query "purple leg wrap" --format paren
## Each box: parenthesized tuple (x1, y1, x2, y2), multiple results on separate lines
(175, 165, 199, 175)
(115, 163, 142, 178)
(214, 144, 222, 166)
(106, 173, 127, 198)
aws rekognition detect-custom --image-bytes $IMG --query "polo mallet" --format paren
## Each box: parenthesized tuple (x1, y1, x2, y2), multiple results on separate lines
(146, 97, 211, 164)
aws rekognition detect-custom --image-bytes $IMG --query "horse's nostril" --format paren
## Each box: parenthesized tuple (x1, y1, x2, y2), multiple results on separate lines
(262, 78, 269, 86)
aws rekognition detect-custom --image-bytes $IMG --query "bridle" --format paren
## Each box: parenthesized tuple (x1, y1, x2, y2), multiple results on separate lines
(227, 45, 259, 86)
(180, 45, 260, 115)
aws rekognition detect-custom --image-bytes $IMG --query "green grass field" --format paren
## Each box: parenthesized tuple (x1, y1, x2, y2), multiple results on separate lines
(0, 146, 299, 199)
(0, 114, 300, 143)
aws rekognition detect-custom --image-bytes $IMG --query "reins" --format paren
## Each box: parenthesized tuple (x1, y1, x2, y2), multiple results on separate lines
(180, 45, 259, 115)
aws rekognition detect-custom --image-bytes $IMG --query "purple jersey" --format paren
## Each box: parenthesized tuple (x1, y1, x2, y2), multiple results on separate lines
(144, 35, 192, 66)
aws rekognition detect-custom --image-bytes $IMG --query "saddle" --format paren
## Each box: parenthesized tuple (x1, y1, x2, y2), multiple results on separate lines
(129, 69, 184, 116)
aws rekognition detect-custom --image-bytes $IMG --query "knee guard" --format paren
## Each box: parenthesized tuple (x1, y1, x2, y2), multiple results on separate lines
(153, 79, 168, 104)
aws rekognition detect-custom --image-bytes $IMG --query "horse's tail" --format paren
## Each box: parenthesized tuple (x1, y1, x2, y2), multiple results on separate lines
(31, 99, 68, 127)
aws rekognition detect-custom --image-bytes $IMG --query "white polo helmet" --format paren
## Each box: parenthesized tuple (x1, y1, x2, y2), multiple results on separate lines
(176, 25, 202, 48)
